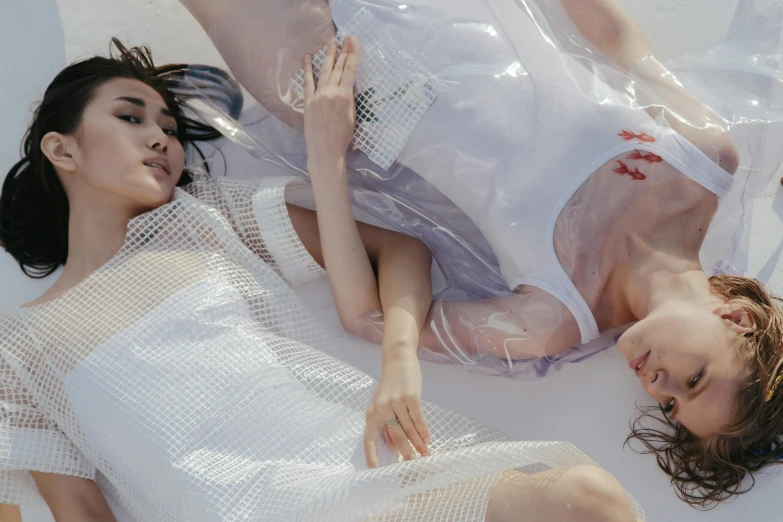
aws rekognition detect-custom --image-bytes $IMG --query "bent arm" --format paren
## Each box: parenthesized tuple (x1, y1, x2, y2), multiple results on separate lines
(304, 159, 384, 336)
(561, 0, 739, 174)
(31, 472, 116, 522)
(289, 200, 578, 363)
(421, 287, 583, 363)
(288, 203, 432, 348)
(377, 233, 432, 364)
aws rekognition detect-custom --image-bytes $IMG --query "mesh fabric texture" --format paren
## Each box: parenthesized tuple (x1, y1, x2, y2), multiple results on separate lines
(0, 177, 644, 520)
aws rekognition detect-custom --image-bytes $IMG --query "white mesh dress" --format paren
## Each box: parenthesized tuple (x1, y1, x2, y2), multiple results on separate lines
(0, 177, 643, 521)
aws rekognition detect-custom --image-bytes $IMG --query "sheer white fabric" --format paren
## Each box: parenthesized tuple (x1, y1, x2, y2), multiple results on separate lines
(0, 177, 644, 521)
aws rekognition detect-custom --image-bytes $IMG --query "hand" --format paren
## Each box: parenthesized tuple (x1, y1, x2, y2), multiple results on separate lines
(303, 37, 359, 167)
(364, 351, 431, 468)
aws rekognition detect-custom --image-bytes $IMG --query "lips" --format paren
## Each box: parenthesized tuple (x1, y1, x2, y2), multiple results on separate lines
(143, 158, 171, 175)
(629, 351, 651, 377)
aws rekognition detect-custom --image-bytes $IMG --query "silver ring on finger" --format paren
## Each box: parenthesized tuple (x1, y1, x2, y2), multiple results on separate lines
(385, 416, 401, 429)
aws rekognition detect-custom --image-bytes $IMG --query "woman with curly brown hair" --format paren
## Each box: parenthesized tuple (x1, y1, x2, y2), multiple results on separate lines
(0, 35, 642, 522)
(177, 0, 783, 510)
(627, 274, 783, 507)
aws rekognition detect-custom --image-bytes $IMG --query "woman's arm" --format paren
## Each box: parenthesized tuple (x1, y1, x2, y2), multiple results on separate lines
(303, 38, 382, 334)
(560, 0, 739, 174)
(420, 287, 583, 363)
(0, 504, 21, 522)
(30, 472, 116, 522)
(299, 38, 433, 466)
(289, 204, 433, 465)
(287, 205, 431, 340)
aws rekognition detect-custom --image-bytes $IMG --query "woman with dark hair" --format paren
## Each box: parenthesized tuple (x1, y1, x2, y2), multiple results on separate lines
(178, 0, 783, 509)
(0, 39, 640, 521)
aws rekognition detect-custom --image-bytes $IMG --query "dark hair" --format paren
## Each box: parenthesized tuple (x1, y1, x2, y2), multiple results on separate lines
(628, 274, 783, 509)
(0, 38, 240, 278)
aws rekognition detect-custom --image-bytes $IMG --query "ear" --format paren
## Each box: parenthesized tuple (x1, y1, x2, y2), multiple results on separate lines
(716, 302, 757, 334)
(40, 132, 78, 173)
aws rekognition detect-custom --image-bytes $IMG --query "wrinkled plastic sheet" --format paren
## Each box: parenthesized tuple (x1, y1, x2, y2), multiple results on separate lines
(178, 0, 783, 379)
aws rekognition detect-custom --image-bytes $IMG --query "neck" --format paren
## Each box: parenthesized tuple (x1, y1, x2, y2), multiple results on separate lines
(62, 191, 138, 283)
(620, 233, 715, 320)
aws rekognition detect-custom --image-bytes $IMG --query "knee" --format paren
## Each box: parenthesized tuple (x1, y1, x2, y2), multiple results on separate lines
(558, 465, 637, 522)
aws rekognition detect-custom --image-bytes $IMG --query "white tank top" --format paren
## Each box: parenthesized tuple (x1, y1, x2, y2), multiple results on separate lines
(329, 0, 734, 343)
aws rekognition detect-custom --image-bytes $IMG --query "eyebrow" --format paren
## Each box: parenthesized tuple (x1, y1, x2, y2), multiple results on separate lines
(670, 373, 711, 423)
(114, 96, 174, 118)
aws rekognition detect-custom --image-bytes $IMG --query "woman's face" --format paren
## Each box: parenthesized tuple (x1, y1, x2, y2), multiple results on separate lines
(617, 302, 749, 438)
(65, 77, 185, 213)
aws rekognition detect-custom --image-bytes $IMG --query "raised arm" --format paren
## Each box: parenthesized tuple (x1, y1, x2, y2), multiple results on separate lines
(560, 0, 739, 174)
(297, 38, 433, 467)
(301, 38, 381, 334)
(31, 472, 116, 522)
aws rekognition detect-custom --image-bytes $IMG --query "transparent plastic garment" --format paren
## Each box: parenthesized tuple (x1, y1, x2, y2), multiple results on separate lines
(0, 178, 646, 520)
(178, 0, 783, 378)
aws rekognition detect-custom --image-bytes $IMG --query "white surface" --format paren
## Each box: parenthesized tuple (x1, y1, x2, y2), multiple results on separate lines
(1, 1, 781, 521)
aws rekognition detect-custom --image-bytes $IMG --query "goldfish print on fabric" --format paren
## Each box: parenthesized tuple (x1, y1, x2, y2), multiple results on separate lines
(613, 160, 647, 181)
(628, 149, 663, 164)
(618, 130, 656, 143)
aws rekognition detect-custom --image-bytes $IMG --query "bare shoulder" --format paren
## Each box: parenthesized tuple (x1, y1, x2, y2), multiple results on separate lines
(19, 278, 73, 309)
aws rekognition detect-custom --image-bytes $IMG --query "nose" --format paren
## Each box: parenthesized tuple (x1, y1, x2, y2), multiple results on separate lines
(647, 369, 684, 401)
(147, 128, 169, 154)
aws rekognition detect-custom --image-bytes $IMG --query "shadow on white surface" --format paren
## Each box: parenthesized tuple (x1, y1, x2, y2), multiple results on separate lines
(0, 0, 66, 312)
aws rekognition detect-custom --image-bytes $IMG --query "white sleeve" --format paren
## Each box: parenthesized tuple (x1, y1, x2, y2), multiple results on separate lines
(182, 177, 326, 286)
(0, 344, 95, 506)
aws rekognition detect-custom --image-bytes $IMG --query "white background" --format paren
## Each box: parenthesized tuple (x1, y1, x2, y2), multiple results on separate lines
(3, 1, 783, 521)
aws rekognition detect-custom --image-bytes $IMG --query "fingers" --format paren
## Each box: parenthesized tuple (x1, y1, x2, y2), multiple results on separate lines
(329, 50, 350, 87)
(309, 36, 359, 93)
(394, 403, 430, 457)
(364, 419, 380, 468)
(409, 400, 432, 450)
(387, 418, 418, 462)
(303, 55, 315, 101)
(340, 37, 360, 88)
(319, 38, 338, 86)
(365, 392, 431, 468)
(382, 425, 395, 451)
(366, 407, 417, 465)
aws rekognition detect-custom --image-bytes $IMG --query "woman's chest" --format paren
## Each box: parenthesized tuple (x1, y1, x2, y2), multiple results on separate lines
(553, 156, 717, 322)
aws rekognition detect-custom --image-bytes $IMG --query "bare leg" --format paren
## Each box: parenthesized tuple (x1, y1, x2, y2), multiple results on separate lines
(179, 0, 335, 131)
(485, 466, 639, 522)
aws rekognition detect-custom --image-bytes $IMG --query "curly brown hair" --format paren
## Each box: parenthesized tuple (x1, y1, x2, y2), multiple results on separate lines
(628, 274, 783, 508)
